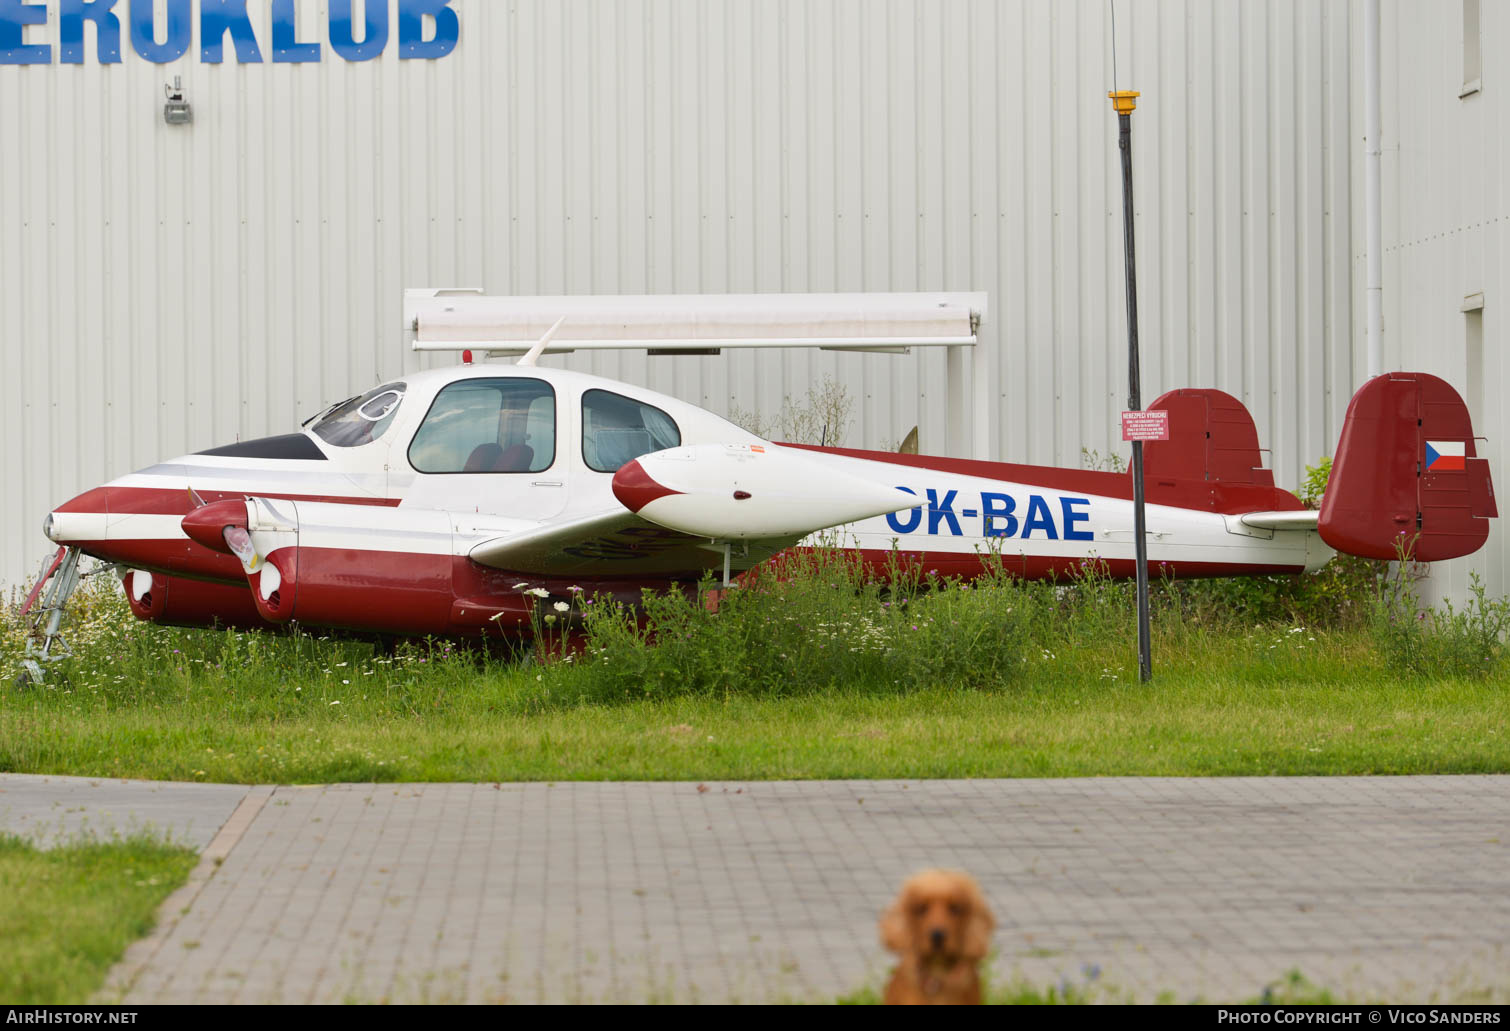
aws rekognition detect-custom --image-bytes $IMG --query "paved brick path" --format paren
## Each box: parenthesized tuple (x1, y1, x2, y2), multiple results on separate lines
(5, 775, 1508, 1003)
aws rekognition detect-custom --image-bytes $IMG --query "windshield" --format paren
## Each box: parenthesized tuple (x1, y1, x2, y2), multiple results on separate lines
(311, 382, 407, 448)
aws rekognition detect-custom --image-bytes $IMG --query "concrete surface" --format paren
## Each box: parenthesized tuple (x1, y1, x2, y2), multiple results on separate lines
(0, 773, 250, 850)
(2, 776, 1496, 1004)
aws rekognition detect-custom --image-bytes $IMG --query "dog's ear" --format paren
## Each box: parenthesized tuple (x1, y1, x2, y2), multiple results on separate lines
(879, 891, 912, 954)
(961, 882, 996, 961)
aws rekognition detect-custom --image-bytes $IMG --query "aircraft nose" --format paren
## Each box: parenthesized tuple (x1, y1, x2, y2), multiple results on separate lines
(44, 487, 113, 546)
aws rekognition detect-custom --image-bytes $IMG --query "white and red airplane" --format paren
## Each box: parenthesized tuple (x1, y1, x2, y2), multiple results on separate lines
(20, 292, 1497, 673)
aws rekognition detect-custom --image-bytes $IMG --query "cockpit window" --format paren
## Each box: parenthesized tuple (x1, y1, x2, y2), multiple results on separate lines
(311, 382, 407, 448)
(582, 389, 681, 472)
(409, 378, 556, 474)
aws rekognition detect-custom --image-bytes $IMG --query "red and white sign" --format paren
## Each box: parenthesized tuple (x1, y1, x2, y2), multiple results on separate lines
(1121, 410, 1170, 442)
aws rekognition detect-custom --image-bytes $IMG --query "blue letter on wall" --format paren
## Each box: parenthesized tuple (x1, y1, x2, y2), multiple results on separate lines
(398, 0, 458, 60)
(272, 0, 320, 62)
(0, 0, 51, 65)
(201, 0, 261, 63)
(330, 0, 387, 61)
(129, 0, 190, 62)
(61, 0, 122, 64)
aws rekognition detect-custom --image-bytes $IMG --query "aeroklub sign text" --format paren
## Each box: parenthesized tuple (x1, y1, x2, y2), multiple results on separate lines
(0, 0, 459, 64)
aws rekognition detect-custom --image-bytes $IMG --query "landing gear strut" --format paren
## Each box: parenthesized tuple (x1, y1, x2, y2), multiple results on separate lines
(16, 546, 84, 688)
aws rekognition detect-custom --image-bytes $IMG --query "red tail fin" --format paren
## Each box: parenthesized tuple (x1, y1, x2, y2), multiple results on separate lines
(1143, 388, 1274, 486)
(1319, 373, 1496, 561)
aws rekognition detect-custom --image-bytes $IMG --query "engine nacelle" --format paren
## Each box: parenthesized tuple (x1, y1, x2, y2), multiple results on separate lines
(208, 498, 460, 634)
(124, 569, 273, 630)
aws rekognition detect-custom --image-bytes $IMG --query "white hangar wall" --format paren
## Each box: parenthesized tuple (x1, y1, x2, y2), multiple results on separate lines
(1368, 0, 1507, 601)
(1, 0, 1357, 589)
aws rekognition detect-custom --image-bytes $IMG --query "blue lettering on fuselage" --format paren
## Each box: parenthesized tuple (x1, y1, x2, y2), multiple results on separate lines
(885, 486, 923, 534)
(888, 488, 1095, 542)
(926, 489, 961, 536)
(981, 492, 1017, 538)
(1, 0, 457, 63)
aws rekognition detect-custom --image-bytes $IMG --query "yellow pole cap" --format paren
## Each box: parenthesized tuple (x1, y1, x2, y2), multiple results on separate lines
(1108, 90, 1140, 115)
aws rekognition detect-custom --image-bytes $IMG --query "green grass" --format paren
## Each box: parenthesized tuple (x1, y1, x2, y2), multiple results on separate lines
(2, 634, 1506, 783)
(2, 558, 1507, 784)
(0, 834, 197, 1004)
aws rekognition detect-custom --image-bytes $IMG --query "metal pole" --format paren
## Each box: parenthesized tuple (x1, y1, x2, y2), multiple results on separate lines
(1110, 89, 1152, 684)
(1364, 0, 1383, 379)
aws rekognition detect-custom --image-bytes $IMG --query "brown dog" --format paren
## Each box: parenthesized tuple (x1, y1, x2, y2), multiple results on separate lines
(879, 869, 995, 1005)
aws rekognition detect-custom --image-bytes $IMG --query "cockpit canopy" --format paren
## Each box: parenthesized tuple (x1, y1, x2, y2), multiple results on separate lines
(311, 382, 406, 448)
(306, 371, 689, 476)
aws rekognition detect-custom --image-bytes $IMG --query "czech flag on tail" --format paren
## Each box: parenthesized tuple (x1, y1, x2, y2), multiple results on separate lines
(1425, 440, 1467, 472)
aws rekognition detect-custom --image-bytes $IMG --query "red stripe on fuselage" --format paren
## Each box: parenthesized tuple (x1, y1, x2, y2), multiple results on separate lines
(781, 444, 1305, 515)
(78, 538, 247, 584)
(56, 486, 400, 516)
(54, 485, 399, 586)
(827, 548, 1304, 582)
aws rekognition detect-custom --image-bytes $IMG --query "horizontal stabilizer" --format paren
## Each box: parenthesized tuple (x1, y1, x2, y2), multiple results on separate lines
(1238, 511, 1320, 532)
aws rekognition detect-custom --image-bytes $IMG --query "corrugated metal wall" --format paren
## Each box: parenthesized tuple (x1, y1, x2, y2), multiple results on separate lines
(1, 0, 1356, 590)
(1371, 0, 1507, 601)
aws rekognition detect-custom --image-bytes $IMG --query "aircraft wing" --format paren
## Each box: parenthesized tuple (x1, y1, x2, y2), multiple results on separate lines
(469, 443, 916, 578)
(467, 509, 800, 578)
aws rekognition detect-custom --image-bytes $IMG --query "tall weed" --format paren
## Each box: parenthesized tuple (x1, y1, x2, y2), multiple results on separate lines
(1371, 568, 1509, 679)
(564, 549, 1038, 702)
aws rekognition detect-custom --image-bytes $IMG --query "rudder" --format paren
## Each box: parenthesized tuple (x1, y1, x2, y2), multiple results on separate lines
(1319, 373, 1496, 561)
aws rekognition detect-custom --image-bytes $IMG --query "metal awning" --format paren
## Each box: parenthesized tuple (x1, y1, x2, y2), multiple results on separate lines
(405, 289, 986, 356)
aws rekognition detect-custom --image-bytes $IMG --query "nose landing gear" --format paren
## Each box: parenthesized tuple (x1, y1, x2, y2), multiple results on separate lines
(15, 546, 84, 688)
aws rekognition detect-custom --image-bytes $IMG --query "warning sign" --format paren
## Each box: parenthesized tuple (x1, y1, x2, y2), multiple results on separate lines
(1121, 410, 1170, 442)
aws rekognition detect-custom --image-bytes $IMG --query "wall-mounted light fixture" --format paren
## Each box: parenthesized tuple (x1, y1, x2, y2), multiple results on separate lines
(163, 77, 192, 125)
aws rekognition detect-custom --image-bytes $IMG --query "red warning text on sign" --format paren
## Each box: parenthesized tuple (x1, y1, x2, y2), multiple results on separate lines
(1121, 410, 1170, 442)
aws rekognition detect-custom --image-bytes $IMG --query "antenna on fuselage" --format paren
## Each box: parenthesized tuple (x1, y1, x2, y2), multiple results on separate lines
(516, 317, 569, 368)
